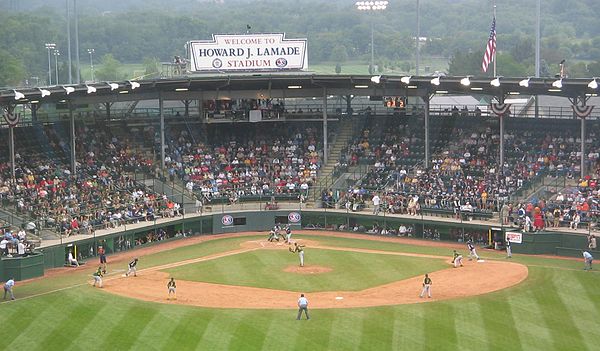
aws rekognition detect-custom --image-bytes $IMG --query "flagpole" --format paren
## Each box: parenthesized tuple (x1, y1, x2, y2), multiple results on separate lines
(493, 1, 497, 77)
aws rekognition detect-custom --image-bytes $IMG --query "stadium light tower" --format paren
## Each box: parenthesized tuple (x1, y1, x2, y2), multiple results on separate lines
(355, 1, 388, 74)
(53, 49, 61, 85)
(45, 43, 56, 85)
(87, 48, 95, 82)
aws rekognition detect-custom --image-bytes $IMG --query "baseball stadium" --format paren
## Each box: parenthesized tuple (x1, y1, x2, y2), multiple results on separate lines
(2, 1, 600, 350)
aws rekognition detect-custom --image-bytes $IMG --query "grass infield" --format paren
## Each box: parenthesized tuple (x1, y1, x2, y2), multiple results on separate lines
(163, 248, 447, 292)
(1, 233, 599, 351)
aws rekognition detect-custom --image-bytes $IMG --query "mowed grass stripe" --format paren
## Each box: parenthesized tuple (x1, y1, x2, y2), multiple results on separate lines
(166, 309, 216, 350)
(453, 301, 490, 351)
(554, 272, 600, 348)
(478, 293, 522, 349)
(37, 290, 109, 350)
(260, 312, 302, 350)
(530, 269, 585, 350)
(131, 306, 181, 350)
(423, 303, 459, 350)
(326, 309, 364, 350)
(66, 291, 128, 348)
(358, 308, 395, 350)
(195, 313, 236, 350)
(576, 271, 600, 315)
(225, 313, 272, 351)
(2, 293, 65, 349)
(293, 309, 334, 351)
(507, 278, 555, 350)
(394, 306, 426, 350)
(98, 304, 160, 350)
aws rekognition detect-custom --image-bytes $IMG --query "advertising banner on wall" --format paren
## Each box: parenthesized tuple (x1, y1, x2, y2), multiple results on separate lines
(188, 33, 308, 72)
(505, 231, 523, 244)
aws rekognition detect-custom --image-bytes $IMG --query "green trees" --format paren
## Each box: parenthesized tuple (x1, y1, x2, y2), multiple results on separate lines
(0, 52, 26, 87)
(0, 0, 599, 81)
(95, 54, 125, 81)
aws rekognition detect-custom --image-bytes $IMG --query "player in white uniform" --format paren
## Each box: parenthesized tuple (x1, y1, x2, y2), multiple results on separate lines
(467, 240, 480, 261)
(290, 242, 305, 267)
(505, 239, 512, 258)
(126, 258, 138, 277)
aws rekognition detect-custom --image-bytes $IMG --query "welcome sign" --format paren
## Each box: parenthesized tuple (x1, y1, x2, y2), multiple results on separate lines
(188, 33, 308, 72)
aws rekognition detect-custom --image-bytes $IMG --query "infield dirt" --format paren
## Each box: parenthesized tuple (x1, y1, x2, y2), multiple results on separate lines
(102, 233, 529, 309)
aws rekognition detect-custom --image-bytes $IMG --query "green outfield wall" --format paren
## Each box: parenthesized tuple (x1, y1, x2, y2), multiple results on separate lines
(1, 210, 596, 281)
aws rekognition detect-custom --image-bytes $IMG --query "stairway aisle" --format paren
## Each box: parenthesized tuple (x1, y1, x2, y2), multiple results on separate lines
(306, 117, 356, 207)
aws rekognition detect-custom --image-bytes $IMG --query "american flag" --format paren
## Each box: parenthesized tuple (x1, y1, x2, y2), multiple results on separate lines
(481, 17, 496, 73)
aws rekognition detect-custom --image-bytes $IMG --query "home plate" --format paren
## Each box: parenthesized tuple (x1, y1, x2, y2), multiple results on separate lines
(477, 260, 485, 263)
(335, 296, 344, 300)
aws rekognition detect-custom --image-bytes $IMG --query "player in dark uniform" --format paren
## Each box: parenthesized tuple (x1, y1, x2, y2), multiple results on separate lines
(92, 266, 103, 287)
(98, 246, 107, 274)
(420, 274, 432, 298)
(126, 258, 138, 277)
(452, 250, 463, 268)
(167, 277, 177, 300)
(284, 225, 292, 244)
(467, 240, 480, 261)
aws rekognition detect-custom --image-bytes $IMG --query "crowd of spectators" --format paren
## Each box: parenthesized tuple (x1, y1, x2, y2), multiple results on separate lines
(342, 114, 600, 221)
(161, 122, 323, 202)
(0, 124, 182, 237)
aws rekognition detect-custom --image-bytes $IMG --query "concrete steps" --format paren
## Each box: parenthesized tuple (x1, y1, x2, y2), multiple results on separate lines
(307, 119, 356, 206)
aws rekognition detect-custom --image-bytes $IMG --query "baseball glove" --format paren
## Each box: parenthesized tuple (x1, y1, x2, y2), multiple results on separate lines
(289, 247, 294, 253)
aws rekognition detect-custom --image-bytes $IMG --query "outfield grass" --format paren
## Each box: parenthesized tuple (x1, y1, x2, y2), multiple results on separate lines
(164, 248, 447, 292)
(2, 233, 600, 351)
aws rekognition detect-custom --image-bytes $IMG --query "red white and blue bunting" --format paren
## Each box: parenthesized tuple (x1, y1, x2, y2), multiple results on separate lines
(2, 107, 19, 127)
(490, 102, 512, 116)
(571, 104, 594, 119)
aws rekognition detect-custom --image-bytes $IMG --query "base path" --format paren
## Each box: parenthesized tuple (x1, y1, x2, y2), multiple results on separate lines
(104, 236, 528, 309)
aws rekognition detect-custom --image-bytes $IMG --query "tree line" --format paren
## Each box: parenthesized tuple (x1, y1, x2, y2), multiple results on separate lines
(1, 0, 600, 86)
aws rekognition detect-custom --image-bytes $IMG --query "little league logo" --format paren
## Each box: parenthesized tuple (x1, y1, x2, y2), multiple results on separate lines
(288, 212, 301, 223)
(212, 58, 223, 68)
(275, 57, 288, 68)
(221, 215, 234, 226)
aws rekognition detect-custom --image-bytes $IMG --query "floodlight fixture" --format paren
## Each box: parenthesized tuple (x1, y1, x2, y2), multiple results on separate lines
(552, 79, 562, 89)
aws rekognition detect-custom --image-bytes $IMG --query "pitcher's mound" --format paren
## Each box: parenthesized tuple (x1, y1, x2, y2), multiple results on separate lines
(283, 265, 332, 274)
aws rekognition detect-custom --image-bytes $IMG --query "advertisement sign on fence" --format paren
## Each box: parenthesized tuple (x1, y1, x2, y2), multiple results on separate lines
(188, 33, 308, 72)
(505, 231, 523, 244)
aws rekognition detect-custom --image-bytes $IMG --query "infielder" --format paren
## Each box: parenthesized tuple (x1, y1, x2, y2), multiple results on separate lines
(419, 274, 432, 298)
(167, 278, 177, 300)
(452, 250, 463, 268)
(505, 239, 512, 258)
(92, 266, 103, 288)
(467, 240, 480, 261)
(126, 258, 138, 277)
(297, 293, 309, 320)
(3, 278, 15, 300)
(583, 251, 593, 270)
(290, 242, 305, 267)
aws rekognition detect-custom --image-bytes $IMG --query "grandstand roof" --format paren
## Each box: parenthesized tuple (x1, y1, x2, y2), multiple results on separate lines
(0, 74, 597, 106)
